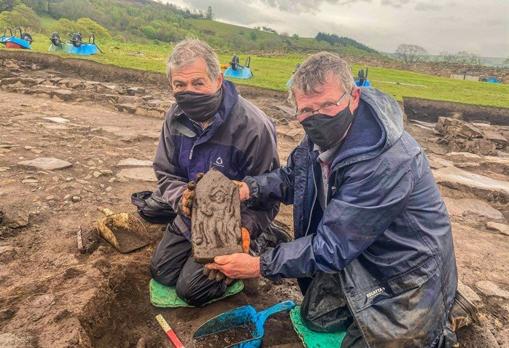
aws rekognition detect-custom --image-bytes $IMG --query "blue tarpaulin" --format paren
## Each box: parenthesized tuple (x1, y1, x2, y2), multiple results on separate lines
(1, 36, 31, 49)
(355, 79, 371, 87)
(224, 66, 253, 80)
(485, 76, 501, 84)
(64, 43, 98, 55)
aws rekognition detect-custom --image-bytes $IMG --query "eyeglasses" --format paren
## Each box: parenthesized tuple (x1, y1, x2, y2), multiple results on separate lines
(295, 91, 349, 120)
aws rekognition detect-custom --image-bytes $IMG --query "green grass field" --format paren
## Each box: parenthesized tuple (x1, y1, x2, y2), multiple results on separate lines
(7, 32, 509, 109)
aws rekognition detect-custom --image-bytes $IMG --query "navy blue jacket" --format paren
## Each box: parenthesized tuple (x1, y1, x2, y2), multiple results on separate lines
(248, 88, 458, 347)
(153, 81, 280, 239)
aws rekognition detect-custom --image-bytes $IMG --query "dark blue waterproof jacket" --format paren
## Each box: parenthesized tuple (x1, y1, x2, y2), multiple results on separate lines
(248, 88, 458, 347)
(153, 81, 280, 239)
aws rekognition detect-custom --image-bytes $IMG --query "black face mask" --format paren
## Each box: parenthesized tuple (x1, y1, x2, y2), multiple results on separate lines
(300, 103, 356, 150)
(174, 88, 223, 122)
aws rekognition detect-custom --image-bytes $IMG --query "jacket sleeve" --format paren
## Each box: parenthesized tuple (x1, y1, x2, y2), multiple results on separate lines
(260, 155, 415, 280)
(239, 121, 281, 239)
(153, 113, 188, 212)
(244, 144, 302, 208)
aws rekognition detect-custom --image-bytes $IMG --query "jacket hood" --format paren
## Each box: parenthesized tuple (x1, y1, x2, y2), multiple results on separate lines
(330, 88, 404, 170)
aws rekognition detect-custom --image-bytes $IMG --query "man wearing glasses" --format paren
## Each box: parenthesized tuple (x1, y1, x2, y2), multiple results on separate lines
(207, 52, 458, 347)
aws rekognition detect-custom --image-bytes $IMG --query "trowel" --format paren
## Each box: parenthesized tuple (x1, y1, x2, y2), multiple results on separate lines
(193, 300, 296, 348)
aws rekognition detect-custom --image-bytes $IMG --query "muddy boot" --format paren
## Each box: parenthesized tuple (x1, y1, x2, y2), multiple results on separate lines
(438, 286, 480, 347)
(449, 288, 479, 332)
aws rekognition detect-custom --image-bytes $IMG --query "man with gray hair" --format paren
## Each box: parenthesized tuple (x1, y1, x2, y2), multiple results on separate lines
(207, 51, 459, 347)
(150, 39, 282, 306)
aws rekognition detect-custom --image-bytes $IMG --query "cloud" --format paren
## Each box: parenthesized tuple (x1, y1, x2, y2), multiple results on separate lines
(380, 0, 411, 8)
(171, 0, 268, 24)
(175, 0, 373, 15)
(158, 0, 509, 57)
(414, 2, 442, 11)
(258, 0, 371, 12)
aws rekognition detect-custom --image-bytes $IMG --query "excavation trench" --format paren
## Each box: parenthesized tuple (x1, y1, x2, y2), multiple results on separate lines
(78, 260, 301, 348)
(79, 261, 167, 347)
(403, 97, 509, 126)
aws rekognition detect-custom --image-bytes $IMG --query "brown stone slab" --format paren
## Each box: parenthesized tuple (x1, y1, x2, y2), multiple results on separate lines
(192, 169, 242, 264)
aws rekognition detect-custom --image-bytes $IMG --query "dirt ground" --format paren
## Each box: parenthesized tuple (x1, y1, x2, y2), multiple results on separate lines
(0, 57, 508, 348)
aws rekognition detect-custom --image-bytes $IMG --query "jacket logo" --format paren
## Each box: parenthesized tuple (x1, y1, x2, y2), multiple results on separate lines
(366, 287, 385, 299)
(214, 156, 224, 167)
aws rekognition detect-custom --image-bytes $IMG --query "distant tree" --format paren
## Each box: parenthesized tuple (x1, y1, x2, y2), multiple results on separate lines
(48, 17, 110, 39)
(504, 58, 509, 66)
(395, 44, 428, 64)
(315, 32, 377, 53)
(455, 51, 481, 65)
(316, 32, 334, 44)
(292, 33, 299, 39)
(439, 51, 456, 63)
(22, 0, 49, 13)
(76, 17, 111, 39)
(0, 4, 41, 31)
(249, 31, 257, 41)
(438, 51, 482, 65)
(0, 0, 18, 12)
(206, 5, 213, 20)
(261, 26, 277, 34)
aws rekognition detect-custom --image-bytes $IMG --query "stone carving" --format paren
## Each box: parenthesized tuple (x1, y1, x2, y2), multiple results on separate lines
(192, 169, 242, 263)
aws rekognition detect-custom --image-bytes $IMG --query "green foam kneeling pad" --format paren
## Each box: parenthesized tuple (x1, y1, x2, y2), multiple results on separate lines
(149, 278, 244, 308)
(290, 306, 347, 348)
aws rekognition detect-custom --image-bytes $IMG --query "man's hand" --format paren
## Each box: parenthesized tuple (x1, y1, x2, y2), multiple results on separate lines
(178, 173, 204, 217)
(206, 254, 261, 279)
(233, 181, 250, 202)
(202, 227, 251, 283)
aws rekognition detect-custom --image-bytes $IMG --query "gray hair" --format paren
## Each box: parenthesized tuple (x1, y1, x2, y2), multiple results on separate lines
(289, 51, 355, 102)
(167, 39, 221, 84)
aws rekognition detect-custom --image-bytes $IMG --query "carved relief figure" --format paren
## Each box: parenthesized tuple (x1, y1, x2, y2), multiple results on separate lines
(191, 169, 242, 263)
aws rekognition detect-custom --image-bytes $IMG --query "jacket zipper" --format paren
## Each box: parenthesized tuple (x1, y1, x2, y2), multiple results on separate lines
(188, 122, 211, 160)
(305, 162, 318, 236)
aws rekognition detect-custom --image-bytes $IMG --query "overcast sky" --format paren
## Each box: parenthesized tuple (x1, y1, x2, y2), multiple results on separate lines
(159, 0, 509, 57)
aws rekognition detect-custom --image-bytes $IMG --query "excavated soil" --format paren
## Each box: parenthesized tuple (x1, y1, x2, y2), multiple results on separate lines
(0, 53, 508, 347)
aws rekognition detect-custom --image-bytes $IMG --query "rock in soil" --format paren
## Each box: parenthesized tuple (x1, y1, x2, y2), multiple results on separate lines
(3, 209, 30, 229)
(43, 116, 70, 124)
(18, 157, 72, 171)
(435, 117, 506, 155)
(433, 166, 509, 203)
(443, 197, 504, 221)
(0, 245, 17, 263)
(0, 333, 34, 348)
(117, 158, 153, 167)
(475, 281, 509, 299)
(486, 222, 509, 236)
(458, 281, 483, 306)
(117, 167, 157, 182)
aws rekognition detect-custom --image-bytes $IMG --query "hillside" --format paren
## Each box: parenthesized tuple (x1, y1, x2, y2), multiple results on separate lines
(0, 0, 381, 57)
(1, 1, 508, 109)
(14, 30, 507, 109)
